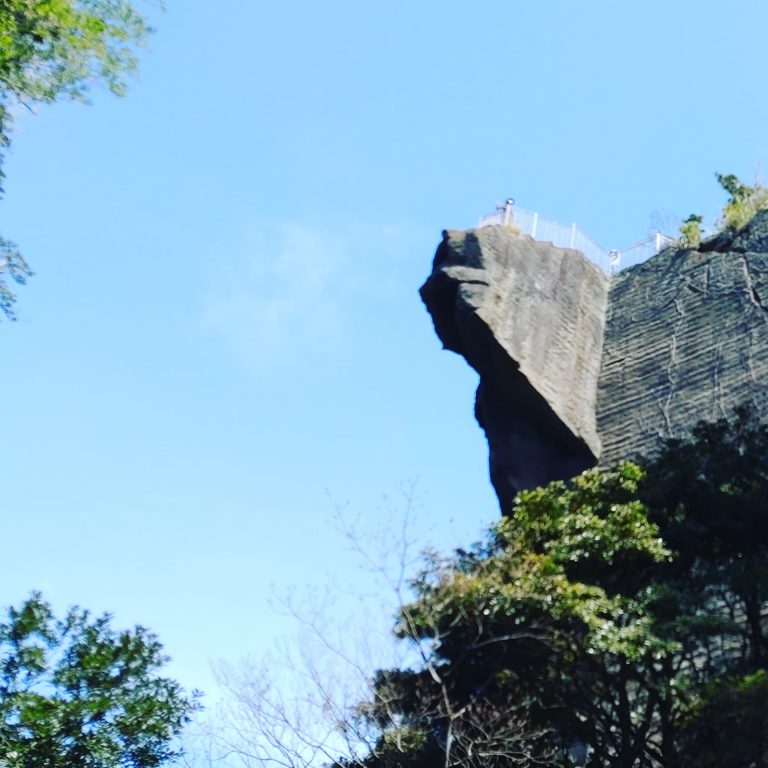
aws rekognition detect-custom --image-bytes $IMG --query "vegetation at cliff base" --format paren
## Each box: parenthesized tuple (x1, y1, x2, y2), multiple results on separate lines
(333, 408, 768, 768)
(0, 0, 151, 318)
(0, 592, 198, 767)
(212, 409, 768, 768)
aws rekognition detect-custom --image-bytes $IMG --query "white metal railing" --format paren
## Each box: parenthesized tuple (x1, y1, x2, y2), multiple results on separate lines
(617, 232, 677, 270)
(478, 202, 676, 274)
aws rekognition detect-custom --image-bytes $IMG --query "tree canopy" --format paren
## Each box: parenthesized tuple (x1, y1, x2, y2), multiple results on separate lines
(0, 592, 198, 767)
(0, 0, 151, 318)
(336, 408, 768, 768)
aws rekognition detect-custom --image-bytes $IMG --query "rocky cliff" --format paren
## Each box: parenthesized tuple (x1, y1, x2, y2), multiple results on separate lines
(421, 210, 768, 513)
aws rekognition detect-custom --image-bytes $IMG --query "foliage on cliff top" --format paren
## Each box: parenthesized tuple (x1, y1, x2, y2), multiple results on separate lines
(679, 173, 768, 247)
(716, 172, 768, 232)
(677, 213, 703, 248)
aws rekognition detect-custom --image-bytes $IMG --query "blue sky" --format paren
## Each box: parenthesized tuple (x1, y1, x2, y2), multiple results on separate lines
(2, 0, 768, 702)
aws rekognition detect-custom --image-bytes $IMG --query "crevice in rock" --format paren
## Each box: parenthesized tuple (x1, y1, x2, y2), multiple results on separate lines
(741, 255, 768, 316)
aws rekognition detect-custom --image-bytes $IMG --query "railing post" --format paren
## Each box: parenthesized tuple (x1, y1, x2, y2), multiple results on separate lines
(655, 231, 662, 254)
(531, 212, 538, 238)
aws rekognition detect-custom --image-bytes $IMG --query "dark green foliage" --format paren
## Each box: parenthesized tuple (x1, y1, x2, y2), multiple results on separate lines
(0, 0, 151, 318)
(348, 409, 768, 767)
(716, 173, 751, 203)
(0, 592, 199, 767)
(678, 671, 768, 768)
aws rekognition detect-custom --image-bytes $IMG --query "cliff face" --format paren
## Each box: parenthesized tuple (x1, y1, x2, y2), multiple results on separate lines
(420, 226, 609, 512)
(598, 225, 768, 466)
(421, 210, 768, 513)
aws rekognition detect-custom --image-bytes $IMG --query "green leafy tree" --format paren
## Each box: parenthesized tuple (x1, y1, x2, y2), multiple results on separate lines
(335, 410, 768, 768)
(0, 592, 199, 767)
(334, 465, 674, 767)
(0, 0, 152, 318)
(716, 172, 768, 231)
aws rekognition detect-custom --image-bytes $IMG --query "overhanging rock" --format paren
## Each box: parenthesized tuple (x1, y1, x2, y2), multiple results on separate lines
(420, 211, 768, 514)
(420, 226, 609, 512)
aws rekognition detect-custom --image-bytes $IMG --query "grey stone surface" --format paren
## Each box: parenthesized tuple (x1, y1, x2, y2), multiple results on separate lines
(598, 214, 768, 466)
(420, 211, 768, 513)
(420, 226, 609, 513)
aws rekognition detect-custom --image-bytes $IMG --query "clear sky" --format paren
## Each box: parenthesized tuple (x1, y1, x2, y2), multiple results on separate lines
(2, 0, 768, 704)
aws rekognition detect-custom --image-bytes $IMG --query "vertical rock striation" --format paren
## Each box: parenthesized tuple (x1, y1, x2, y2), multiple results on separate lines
(420, 211, 768, 514)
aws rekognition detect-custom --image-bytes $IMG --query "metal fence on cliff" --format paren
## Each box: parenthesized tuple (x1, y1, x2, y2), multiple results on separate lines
(478, 202, 677, 274)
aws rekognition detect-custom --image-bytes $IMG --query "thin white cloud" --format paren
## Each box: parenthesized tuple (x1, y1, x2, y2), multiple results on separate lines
(202, 221, 421, 369)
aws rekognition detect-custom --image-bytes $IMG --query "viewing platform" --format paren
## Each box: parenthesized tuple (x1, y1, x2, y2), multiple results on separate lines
(479, 200, 677, 274)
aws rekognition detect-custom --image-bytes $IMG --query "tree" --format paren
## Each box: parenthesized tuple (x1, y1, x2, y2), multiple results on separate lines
(0, 0, 152, 318)
(0, 592, 199, 767)
(341, 410, 768, 767)
(205, 411, 768, 767)
(715, 172, 768, 231)
(0, 235, 30, 319)
(350, 464, 675, 768)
